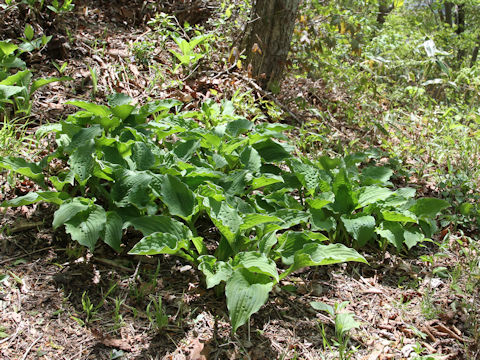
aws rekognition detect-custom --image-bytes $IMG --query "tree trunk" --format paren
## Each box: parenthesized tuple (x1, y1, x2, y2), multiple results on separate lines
(376, 0, 394, 25)
(444, 2, 453, 26)
(241, 0, 300, 91)
(456, 3, 465, 34)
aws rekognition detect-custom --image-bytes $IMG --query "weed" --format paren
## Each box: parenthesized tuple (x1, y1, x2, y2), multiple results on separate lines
(146, 294, 169, 331)
(311, 301, 360, 360)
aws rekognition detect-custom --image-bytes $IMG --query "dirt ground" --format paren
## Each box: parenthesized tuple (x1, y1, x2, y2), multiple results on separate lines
(0, 1, 479, 359)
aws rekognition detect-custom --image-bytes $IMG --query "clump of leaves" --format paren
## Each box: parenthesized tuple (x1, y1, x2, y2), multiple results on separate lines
(0, 94, 447, 332)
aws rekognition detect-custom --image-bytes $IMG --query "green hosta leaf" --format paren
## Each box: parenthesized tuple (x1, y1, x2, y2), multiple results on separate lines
(198, 255, 233, 288)
(111, 169, 152, 208)
(307, 197, 333, 210)
(64, 205, 107, 250)
(125, 215, 192, 239)
(240, 214, 283, 231)
(0, 41, 18, 56)
(341, 215, 376, 247)
(253, 139, 291, 162)
(68, 139, 95, 183)
(173, 139, 200, 161)
(53, 198, 91, 229)
(203, 197, 241, 247)
(226, 118, 252, 136)
(409, 198, 450, 219)
(30, 76, 71, 94)
(212, 153, 228, 169)
(102, 211, 123, 252)
(375, 221, 404, 250)
(258, 231, 278, 255)
(251, 174, 283, 189)
(128, 232, 190, 255)
(158, 174, 195, 220)
(234, 252, 279, 282)
(0, 157, 45, 187)
(240, 146, 261, 172)
(381, 210, 417, 223)
(131, 142, 155, 170)
(285, 243, 367, 277)
(332, 170, 356, 213)
(290, 159, 320, 193)
(108, 93, 134, 120)
(0, 191, 68, 207)
(278, 231, 328, 265)
(219, 170, 249, 196)
(66, 100, 111, 117)
(403, 228, 425, 249)
(0, 69, 30, 85)
(310, 302, 335, 317)
(358, 186, 394, 207)
(335, 313, 361, 337)
(65, 124, 103, 152)
(49, 171, 75, 191)
(0, 84, 24, 99)
(226, 269, 274, 333)
(361, 166, 393, 185)
(270, 209, 309, 229)
(310, 208, 337, 232)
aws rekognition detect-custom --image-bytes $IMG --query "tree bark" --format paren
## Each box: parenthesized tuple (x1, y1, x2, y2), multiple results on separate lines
(376, 0, 394, 25)
(444, 2, 453, 26)
(241, 0, 300, 91)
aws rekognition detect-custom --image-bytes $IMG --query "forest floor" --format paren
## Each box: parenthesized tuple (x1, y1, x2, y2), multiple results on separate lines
(0, 1, 479, 359)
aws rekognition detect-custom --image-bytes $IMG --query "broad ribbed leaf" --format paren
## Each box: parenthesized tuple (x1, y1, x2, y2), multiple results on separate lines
(66, 100, 111, 117)
(68, 139, 95, 183)
(159, 174, 195, 219)
(128, 232, 190, 255)
(361, 166, 393, 185)
(251, 174, 283, 189)
(286, 243, 367, 276)
(240, 214, 282, 231)
(270, 209, 309, 229)
(125, 215, 191, 238)
(341, 215, 376, 247)
(103, 211, 123, 252)
(0, 84, 24, 99)
(307, 197, 333, 210)
(278, 231, 328, 265)
(240, 146, 261, 172)
(226, 269, 273, 333)
(198, 255, 233, 288)
(203, 197, 241, 246)
(290, 159, 319, 193)
(310, 208, 337, 232)
(1, 191, 68, 207)
(0, 157, 45, 186)
(64, 205, 107, 250)
(253, 139, 291, 162)
(234, 252, 279, 282)
(226, 118, 252, 136)
(375, 221, 404, 250)
(409, 198, 450, 218)
(31, 76, 71, 94)
(53, 198, 91, 229)
(381, 210, 417, 223)
(111, 169, 152, 208)
(131, 142, 155, 170)
(65, 125, 102, 152)
(404, 228, 425, 249)
(358, 186, 393, 207)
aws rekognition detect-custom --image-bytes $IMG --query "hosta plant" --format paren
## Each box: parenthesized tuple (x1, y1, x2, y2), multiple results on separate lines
(0, 95, 447, 332)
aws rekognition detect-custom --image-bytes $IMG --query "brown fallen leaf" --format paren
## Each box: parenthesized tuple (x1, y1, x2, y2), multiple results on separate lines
(90, 328, 131, 352)
(189, 338, 209, 360)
